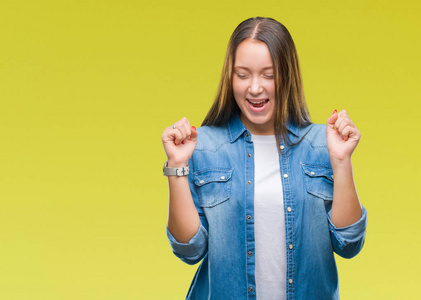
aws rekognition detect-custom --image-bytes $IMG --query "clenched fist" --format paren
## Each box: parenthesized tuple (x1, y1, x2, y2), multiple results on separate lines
(326, 109, 361, 163)
(161, 117, 198, 167)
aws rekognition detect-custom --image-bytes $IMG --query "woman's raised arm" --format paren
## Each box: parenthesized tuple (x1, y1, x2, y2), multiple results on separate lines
(326, 110, 363, 228)
(162, 117, 200, 243)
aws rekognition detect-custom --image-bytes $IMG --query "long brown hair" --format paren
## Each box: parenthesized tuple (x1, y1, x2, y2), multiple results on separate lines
(202, 17, 311, 147)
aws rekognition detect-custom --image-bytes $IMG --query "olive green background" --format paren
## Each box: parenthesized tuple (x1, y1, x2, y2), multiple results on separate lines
(1, 0, 420, 298)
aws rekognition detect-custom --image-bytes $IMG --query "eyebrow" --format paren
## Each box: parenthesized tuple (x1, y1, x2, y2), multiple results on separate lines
(234, 66, 273, 71)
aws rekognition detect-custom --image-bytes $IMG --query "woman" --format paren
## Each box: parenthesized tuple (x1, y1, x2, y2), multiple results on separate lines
(161, 17, 367, 300)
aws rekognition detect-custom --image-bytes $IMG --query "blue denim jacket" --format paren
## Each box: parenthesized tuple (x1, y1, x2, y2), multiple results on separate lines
(167, 114, 367, 300)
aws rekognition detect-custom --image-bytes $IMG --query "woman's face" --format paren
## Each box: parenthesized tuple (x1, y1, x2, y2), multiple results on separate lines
(233, 38, 276, 135)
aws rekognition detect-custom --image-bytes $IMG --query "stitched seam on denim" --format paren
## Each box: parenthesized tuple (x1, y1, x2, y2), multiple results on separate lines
(288, 154, 295, 299)
(280, 145, 294, 298)
(301, 164, 334, 189)
(301, 163, 332, 169)
(230, 127, 246, 143)
(302, 124, 327, 148)
(245, 139, 248, 299)
(194, 168, 233, 175)
(195, 176, 232, 208)
(302, 167, 334, 201)
(195, 139, 231, 152)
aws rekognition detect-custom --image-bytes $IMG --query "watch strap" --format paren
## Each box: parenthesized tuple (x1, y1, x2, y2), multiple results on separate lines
(163, 161, 189, 176)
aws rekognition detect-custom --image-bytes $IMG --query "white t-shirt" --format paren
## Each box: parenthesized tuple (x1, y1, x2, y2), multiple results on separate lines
(252, 134, 286, 300)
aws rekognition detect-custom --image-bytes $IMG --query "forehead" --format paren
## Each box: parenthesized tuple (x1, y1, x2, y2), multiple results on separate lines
(234, 38, 273, 69)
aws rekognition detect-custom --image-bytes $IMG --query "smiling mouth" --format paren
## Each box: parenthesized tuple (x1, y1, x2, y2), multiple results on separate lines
(247, 99, 269, 108)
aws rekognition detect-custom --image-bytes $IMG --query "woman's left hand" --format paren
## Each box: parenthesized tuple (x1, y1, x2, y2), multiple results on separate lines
(326, 109, 361, 163)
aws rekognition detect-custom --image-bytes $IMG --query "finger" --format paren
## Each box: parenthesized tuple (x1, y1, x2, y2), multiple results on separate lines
(177, 117, 191, 129)
(190, 126, 198, 142)
(181, 119, 192, 144)
(327, 109, 338, 128)
(341, 125, 352, 141)
(161, 126, 177, 143)
(172, 118, 186, 140)
(172, 128, 184, 145)
(161, 125, 184, 145)
(337, 109, 348, 118)
(337, 117, 355, 133)
(342, 125, 361, 141)
(176, 118, 192, 144)
(334, 112, 351, 131)
(182, 117, 192, 134)
(163, 127, 182, 144)
(335, 109, 354, 132)
(175, 124, 187, 143)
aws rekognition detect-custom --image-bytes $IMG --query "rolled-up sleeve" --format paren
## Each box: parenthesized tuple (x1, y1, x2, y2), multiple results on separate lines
(327, 205, 367, 259)
(166, 224, 208, 265)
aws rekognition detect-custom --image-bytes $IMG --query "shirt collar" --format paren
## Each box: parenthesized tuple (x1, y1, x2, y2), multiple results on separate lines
(228, 113, 300, 143)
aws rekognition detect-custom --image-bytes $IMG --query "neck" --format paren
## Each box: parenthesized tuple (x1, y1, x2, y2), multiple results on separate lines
(239, 114, 275, 135)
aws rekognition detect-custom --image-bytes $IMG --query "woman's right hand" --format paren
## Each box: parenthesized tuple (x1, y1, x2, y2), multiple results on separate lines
(161, 117, 198, 167)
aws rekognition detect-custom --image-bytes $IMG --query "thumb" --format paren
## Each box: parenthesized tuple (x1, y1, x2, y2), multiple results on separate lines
(190, 126, 198, 142)
(327, 109, 338, 129)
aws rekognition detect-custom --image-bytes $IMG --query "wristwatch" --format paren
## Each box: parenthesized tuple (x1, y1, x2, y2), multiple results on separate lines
(163, 161, 189, 176)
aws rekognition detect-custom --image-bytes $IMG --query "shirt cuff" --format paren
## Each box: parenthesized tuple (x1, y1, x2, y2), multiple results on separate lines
(166, 223, 208, 262)
(327, 205, 367, 250)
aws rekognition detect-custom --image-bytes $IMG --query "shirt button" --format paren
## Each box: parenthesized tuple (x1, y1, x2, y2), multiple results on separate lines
(283, 174, 288, 178)
(247, 153, 252, 157)
(246, 133, 250, 137)
(248, 251, 252, 256)
(287, 207, 292, 212)
(248, 287, 253, 292)
(246, 215, 251, 220)
(199, 180, 204, 184)
(310, 171, 315, 176)
(289, 279, 293, 284)
(280, 145, 285, 150)
(220, 176, 225, 180)
(289, 244, 293, 249)
(247, 180, 251, 184)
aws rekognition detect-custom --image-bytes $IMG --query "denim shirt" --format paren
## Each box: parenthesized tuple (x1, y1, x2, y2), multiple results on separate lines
(166, 114, 367, 300)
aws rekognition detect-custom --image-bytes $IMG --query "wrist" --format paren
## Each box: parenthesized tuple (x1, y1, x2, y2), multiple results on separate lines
(330, 156, 352, 171)
(167, 159, 189, 168)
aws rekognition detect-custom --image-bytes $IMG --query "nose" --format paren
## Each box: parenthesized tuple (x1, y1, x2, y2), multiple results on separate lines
(248, 77, 263, 95)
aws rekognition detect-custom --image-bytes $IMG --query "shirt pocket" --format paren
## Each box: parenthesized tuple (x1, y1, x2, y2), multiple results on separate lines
(301, 164, 334, 201)
(193, 169, 233, 208)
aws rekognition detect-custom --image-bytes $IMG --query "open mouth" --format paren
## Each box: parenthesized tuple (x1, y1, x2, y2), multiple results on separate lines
(247, 99, 269, 108)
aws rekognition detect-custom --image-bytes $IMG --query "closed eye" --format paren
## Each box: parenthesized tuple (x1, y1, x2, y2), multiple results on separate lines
(235, 73, 248, 79)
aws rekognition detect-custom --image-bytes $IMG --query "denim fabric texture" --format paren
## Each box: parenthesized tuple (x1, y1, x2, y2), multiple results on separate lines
(166, 114, 367, 300)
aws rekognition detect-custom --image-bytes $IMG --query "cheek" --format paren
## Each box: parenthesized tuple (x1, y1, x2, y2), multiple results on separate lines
(264, 82, 275, 95)
(232, 79, 248, 95)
